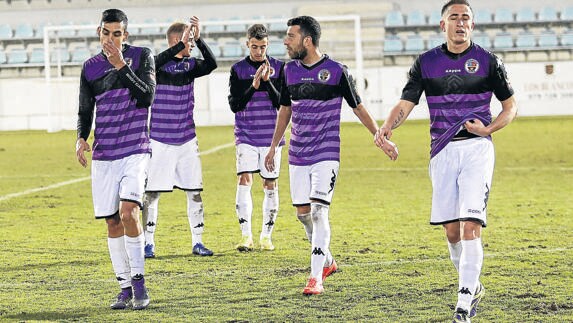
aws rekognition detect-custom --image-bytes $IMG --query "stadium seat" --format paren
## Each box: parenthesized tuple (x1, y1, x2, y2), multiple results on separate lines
(473, 32, 491, 49)
(204, 18, 225, 34)
(405, 34, 425, 52)
(76, 22, 97, 37)
(0, 24, 13, 39)
(427, 33, 444, 49)
(385, 11, 405, 27)
(561, 6, 573, 21)
(0, 50, 7, 64)
(267, 42, 285, 57)
(222, 41, 243, 58)
(383, 35, 403, 53)
(50, 47, 70, 63)
(538, 6, 558, 21)
(428, 11, 442, 25)
(494, 8, 514, 23)
(71, 47, 91, 63)
(226, 17, 245, 32)
(493, 32, 514, 49)
(7, 49, 28, 64)
(14, 23, 34, 38)
(406, 10, 426, 26)
(474, 9, 492, 24)
(515, 7, 535, 23)
(56, 22, 76, 37)
(139, 18, 161, 36)
(268, 16, 287, 32)
(29, 48, 45, 64)
(560, 29, 573, 46)
(207, 42, 222, 57)
(538, 30, 559, 47)
(515, 32, 537, 49)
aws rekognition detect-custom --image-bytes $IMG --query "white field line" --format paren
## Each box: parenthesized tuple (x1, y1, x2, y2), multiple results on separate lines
(344, 167, 573, 172)
(0, 142, 235, 203)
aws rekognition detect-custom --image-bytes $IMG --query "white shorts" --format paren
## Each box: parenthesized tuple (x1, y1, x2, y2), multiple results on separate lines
(289, 160, 340, 206)
(91, 153, 149, 219)
(146, 138, 203, 192)
(236, 144, 282, 179)
(429, 137, 494, 227)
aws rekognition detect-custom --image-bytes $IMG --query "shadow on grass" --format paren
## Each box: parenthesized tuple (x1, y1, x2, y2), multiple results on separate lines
(1, 259, 101, 272)
(4, 310, 89, 321)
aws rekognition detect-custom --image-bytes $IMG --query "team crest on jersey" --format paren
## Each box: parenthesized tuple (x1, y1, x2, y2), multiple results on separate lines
(464, 59, 479, 74)
(269, 66, 276, 77)
(124, 57, 133, 67)
(318, 69, 331, 82)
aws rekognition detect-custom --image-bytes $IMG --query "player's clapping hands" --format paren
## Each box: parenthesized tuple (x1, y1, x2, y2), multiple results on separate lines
(189, 16, 200, 41)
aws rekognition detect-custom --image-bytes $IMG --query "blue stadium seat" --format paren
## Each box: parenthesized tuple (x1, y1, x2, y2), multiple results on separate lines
(204, 18, 225, 33)
(7, 49, 28, 64)
(493, 32, 513, 49)
(207, 42, 222, 57)
(515, 32, 537, 48)
(50, 47, 70, 63)
(538, 30, 559, 47)
(428, 11, 442, 25)
(56, 22, 76, 38)
(385, 11, 405, 27)
(538, 6, 558, 21)
(473, 32, 491, 48)
(268, 16, 287, 32)
(14, 23, 34, 38)
(406, 10, 426, 26)
(226, 17, 245, 32)
(562, 6, 573, 21)
(494, 8, 514, 23)
(77, 22, 97, 37)
(383, 36, 403, 53)
(405, 34, 425, 52)
(0, 24, 13, 39)
(222, 42, 243, 58)
(267, 42, 285, 57)
(560, 29, 573, 46)
(515, 7, 535, 23)
(139, 18, 161, 36)
(29, 48, 45, 64)
(427, 33, 444, 49)
(474, 9, 492, 24)
(71, 47, 91, 63)
(0, 50, 7, 64)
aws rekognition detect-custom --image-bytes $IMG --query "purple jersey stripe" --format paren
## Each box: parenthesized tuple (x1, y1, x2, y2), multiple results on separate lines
(426, 92, 493, 104)
(150, 83, 196, 145)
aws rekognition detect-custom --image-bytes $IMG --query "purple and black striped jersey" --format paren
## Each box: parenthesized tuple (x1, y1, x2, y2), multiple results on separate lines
(280, 55, 361, 166)
(150, 38, 217, 145)
(401, 43, 514, 158)
(228, 56, 285, 147)
(77, 44, 156, 161)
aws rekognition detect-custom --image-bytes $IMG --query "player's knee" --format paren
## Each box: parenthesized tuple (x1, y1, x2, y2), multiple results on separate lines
(310, 202, 329, 222)
(238, 173, 253, 186)
(461, 221, 481, 240)
(263, 179, 276, 190)
(105, 212, 123, 232)
(120, 203, 139, 224)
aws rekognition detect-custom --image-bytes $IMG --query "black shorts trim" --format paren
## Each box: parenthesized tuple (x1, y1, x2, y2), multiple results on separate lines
(260, 175, 278, 180)
(310, 198, 331, 206)
(120, 198, 143, 209)
(293, 203, 311, 207)
(146, 186, 203, 193)
(95, 211, 119, 220)
(430, 217, 486, 227)
(237, 170, 260, 176)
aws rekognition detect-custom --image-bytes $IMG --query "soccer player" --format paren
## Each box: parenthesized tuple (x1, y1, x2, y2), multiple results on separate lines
(264, 16, 397, 295)
(142, 16, 217, 258)
(374, 1, 517, 321)
(228, 24, 285, 252)
(75, 9, 155, 310)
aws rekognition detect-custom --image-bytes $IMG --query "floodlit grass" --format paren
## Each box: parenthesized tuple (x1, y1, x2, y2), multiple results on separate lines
(0, 116, 571, 322)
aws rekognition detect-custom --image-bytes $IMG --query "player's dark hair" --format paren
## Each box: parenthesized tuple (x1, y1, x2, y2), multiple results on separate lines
(100, 9, 128, 30)
(441, 0, 473, 16)
(287, 15, 321, 46)
(247, 24, 268, 40)
(166, 22, 186, 38)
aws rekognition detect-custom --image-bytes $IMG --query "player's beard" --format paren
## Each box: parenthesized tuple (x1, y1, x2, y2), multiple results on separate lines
(289, 43, 307, 60)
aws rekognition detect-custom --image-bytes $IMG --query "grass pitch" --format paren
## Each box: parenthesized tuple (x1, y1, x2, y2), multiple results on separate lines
(0, 116, 571, 322)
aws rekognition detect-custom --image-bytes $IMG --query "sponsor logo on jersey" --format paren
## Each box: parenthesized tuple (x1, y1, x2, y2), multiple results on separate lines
(464, 58, 479, 73)
(318, 69, 331, 82)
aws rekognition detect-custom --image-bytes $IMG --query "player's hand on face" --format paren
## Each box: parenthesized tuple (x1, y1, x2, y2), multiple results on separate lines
(76, 138, 91, 168)
(381, 138, 399, 161)
(182, 22, 193, 44)
(374, 126, 392, 150)
(103, 40, 125, 69)
(252, 64, 264, 89)
(464, 119, 489, 136)
(190, 16, 200, 40)
(264, 149, 276, 172)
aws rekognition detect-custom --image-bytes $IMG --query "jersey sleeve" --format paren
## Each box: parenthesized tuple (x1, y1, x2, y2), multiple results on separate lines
(77, 67, 95, 140)
(400, 56, 424, 105)
(228, 66, 256, 113)
(279, 70, 291, 107)
(190, 38, 218, 78)
(340, 65, 361, 108)
(263, 62, 284, 109)
(488, 54, 514, 101)
(117, 47, 156, 108)
(154, 41, 185, 69)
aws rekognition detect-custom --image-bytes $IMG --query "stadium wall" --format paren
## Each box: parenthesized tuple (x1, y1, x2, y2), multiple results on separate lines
(0, 61, 572, 131)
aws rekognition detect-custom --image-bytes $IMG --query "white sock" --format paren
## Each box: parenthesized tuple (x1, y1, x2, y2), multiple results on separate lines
(448, 241, 462, 272)
(261, 188, 278, 239)
(124, 233, 145, 278)
(297, 212, 312, 242)
(187, 191, 204, 245)
(108, 236, 131, 288)
(142, 192, 160, 246)
(310, 203, 330, 282)
(236, 185, 253, 236)
(456, 238, 484, 311)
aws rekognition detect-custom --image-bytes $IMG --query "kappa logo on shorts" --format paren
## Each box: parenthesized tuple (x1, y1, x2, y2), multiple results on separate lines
(483, 183, 490, 211)
(328, 169, 336, 193)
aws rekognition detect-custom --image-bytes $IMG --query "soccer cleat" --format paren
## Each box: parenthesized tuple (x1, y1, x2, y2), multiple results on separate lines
(259, 237, 275, 251)
(110, 287, 132, 309)
(192, 243, 214, 256)
(236, 235, 254, 252)
(322, 258, 338, 281)
(131, 276, 150, 310)
(452, 308, 471, 323)
(144, 244, 155, 258)
(302, 277, 324, 295)
(469, 283, 485, 318)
